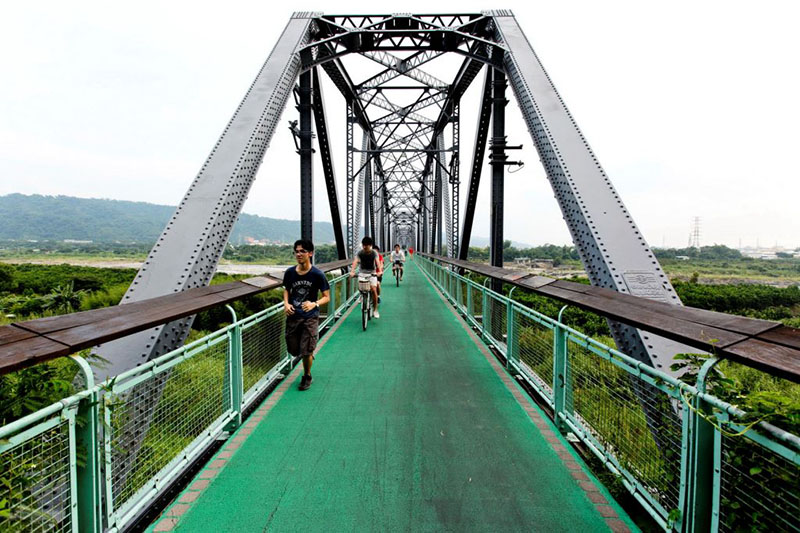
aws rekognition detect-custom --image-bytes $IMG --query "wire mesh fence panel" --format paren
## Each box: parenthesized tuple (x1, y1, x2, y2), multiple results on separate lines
(719, 433, 800, 532)
(486, 293, 508, 351)
(567, 335, 682, 517)
(106, 336, 230, 517)
(514, 311, 555, 401)
(0, 419, 73, 533)
(456, 279, 468, 312)
(334, 278, 347, 314)
(241, 312, 287, 396)
(469, 285, 483, 326)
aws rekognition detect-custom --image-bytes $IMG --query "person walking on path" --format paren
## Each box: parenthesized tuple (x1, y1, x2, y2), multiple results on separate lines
(349, 236, 382, 318)
(283, 239, 330, 391)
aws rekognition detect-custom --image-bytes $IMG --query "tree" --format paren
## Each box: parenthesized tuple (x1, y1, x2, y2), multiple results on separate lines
(0, 264, 15, 292)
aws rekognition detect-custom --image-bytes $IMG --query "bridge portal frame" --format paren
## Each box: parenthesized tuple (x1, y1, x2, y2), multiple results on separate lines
(94, 13, 704, 527)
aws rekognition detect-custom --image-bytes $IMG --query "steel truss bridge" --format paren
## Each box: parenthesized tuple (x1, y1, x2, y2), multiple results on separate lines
(0, 11, 798, 533)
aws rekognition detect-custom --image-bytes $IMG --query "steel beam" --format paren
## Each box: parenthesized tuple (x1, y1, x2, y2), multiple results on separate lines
(299, 70, 314, 242)
(459, 67, 492, 261)
(311, 68, 346, 259)
(489, 67, 507, 292)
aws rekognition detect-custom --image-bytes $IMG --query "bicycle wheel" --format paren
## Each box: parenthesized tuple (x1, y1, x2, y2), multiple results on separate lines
(396, 270, 399, 287)
(361, 293, 368, 331)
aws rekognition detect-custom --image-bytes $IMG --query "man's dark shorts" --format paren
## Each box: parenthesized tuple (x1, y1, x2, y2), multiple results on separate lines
(285, 315, 320, 357)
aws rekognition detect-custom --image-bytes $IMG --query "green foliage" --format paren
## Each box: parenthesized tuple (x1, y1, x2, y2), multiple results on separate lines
(655, 244, 744, 260)
(221, 243, 340, 264)
(9, 263, 136, 295)
(0, 358, 79, 425)
(0, 263, 16, 292)
(465, 244, 581, 265)
(673, 281, 800, 313)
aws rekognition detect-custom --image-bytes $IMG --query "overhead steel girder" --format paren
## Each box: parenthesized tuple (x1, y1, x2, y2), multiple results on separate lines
(95, 12, 318, 379)
(301, 15, 504, 70)
(491, 11, 694, 376)
(311, 68, 347, 259)
(357, 50, 447, 92)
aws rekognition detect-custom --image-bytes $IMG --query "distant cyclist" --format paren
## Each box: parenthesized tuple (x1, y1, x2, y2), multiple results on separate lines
(349, 236, 382, 318)
(391, 244, 405, 281)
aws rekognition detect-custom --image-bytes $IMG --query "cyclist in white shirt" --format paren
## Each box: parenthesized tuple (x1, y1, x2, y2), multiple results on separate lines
(391, 244, 405, 281)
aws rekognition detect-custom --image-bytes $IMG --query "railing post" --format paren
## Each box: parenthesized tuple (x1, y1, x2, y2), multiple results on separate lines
(552, 306, 571, 433)
(225, 305, 243, 431)
(457, 277, 463, 313)
(71, 355, 103, 533)
(506, 300, 515, 368)
(482, 281, 490, 341)
(330, 278, 337, 318)
(679, 357, 721, 532)
(466, 281, 473, 320)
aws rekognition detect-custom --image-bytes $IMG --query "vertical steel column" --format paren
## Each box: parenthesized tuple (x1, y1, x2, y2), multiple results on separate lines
(311, 68, 346, 259)
(299, 70, 314, 242)
(459, 68, 492, 261)
(346, 105, 355, 253)
(451, 100, 461, 258)
(437, 165, 443, 256)
(490, 67, 507, 292)
(365, 156, 373, 239)
(421, 180, 429, 252)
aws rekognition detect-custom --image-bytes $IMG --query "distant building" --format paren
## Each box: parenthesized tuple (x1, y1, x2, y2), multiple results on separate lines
(675, 255, 691, 261)
(63, 239, 93, 244)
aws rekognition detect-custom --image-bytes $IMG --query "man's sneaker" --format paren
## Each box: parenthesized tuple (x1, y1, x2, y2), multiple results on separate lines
(373, 310, 380, 319)
(299, 375, 312, 391)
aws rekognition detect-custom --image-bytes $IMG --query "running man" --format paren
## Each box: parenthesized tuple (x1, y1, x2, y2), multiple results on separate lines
(391, 244, 405, 281)
(283, 239, 330, 391)
(349, 236, 382, 318)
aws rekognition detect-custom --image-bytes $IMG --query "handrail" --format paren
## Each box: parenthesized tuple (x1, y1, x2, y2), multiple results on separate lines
(419, 253, 800, 383)
(0, 259, 352, 375)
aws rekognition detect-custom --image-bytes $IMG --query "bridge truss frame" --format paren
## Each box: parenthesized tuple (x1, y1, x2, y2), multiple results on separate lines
(92, 10, 707, 527)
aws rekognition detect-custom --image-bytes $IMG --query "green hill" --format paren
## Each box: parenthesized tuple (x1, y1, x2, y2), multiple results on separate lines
(0, 194, 336, 244)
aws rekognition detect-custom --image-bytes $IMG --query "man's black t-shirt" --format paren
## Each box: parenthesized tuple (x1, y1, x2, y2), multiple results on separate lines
(283, 265, 330, 319)
(358, 249, 379, 271)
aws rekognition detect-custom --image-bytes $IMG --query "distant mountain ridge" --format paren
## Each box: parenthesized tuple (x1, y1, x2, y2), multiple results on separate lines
(0, 194, 336, 244)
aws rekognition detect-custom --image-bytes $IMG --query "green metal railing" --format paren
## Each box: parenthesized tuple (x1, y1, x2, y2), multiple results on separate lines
(418, 256, 800, 532)
(0, 273, 359, 533)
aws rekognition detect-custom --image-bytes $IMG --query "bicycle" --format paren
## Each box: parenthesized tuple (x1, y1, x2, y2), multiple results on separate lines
(392, 261, 404, 287)
(358, 274, 374, 331)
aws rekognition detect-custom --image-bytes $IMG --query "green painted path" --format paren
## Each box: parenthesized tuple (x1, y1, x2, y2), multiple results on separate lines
(152, 260, 636, 532)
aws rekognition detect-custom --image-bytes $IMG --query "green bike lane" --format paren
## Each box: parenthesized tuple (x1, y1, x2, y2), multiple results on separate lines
(150, 260, 636, 532)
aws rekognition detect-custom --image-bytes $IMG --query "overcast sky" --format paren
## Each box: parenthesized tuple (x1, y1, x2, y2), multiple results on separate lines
(1, 1, 798, 249)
